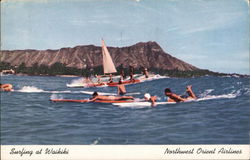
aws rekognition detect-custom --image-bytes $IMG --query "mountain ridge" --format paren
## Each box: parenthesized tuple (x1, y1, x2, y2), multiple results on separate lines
(0, 41, 200, 72)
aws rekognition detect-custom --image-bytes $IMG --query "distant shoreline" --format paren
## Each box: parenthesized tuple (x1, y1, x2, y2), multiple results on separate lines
(1, 72, 249, 78)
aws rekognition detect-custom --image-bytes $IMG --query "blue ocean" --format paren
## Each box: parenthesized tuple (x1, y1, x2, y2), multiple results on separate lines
(1, 75, 249, 144)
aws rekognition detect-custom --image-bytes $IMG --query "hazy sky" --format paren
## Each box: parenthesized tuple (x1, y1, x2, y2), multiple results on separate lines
(1, 0, 249, 74)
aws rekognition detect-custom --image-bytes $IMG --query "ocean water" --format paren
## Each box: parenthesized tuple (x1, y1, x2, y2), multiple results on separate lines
(1, 75, 249, 144)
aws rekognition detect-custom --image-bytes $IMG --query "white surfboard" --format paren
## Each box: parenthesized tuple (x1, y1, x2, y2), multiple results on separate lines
(112, 101, 175, 107)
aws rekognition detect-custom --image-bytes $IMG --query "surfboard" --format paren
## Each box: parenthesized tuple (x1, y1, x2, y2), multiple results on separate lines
(50, 99, 134, 103)
(112, 101, 176, 107)
(50, 99, 89, 103)
(80, 91, 140, 96)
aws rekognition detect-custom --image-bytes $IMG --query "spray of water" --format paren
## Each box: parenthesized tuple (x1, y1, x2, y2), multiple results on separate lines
(18, 86, 44, 93)
(50, 94, 64, 100)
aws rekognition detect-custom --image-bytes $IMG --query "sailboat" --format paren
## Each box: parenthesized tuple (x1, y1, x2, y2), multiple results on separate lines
(67, 39, 140, 88)
(101, 39, 117, 74)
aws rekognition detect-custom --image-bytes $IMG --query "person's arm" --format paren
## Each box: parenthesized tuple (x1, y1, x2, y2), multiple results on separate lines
(172, 94, 186, 102)
(117, 86, 121, 95)
(186, 85, 197, 99)
(88, 96, 98, 102)
(151, 98, 156, 107)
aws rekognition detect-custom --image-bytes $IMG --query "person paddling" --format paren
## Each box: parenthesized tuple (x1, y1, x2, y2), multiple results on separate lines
(144, 93, 157, 107)
(0, 83, 14, 92)
(88, 91, 134, 102)
(164, 85, 197, 102)
(117, 80, 126, 95)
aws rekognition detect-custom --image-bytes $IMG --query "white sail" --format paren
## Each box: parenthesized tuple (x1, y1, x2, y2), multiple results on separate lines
(101, 39, 117, 74)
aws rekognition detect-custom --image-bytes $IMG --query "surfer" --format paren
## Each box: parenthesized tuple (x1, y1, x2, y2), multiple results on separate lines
(144, 93, 157, 107)
(129, 65, 135, 81)
(164, 85, 197, 102)
(143, 68, 149, 78)
(117, 80, 126, 95)
(0, 83, 13, 92)
(89, 91, 134, 102)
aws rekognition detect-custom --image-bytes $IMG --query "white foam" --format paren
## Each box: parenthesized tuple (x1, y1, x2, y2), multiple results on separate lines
(199, 89, 214, 97)
(50, 94, 64, 100)
(18, 86, 44, 93)
(90, 137, 101, 145)
(66, 78, 87, 87)
(197, 93, 237, 101)
(138, 74, 168, 82)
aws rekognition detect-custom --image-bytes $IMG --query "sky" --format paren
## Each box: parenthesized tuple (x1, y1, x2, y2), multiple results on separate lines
(1, 0, 249, 74)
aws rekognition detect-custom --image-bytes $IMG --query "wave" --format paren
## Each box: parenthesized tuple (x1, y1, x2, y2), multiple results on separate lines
(197, 94, 237, 101)
(197, 89, 241, 101)
(16, 86, 79, 94)
(17, 86, 45, 93)
(50, 94, 64, 100)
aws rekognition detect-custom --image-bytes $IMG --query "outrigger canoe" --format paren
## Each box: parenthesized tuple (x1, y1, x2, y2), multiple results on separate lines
(107, 79, 140, 87)
(67, 79, 140, 88)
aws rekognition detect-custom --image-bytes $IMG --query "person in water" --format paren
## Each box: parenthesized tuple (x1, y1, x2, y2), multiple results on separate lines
(89, 91, 134, 102)
(117, 80, 126, 95)
(164, 85, 197, 102)
(144, 93, 157, 107)
(0, 83, 13, 92)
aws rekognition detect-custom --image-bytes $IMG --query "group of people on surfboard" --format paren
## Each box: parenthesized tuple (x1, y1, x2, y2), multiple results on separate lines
(86, 80, 197, 107)
(142, 85, 197, 107)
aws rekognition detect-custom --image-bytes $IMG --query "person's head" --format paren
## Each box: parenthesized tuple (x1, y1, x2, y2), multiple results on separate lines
(164, 88, 172, 96)
(144, 93, 151, 100)
(92, 91, 98, 97)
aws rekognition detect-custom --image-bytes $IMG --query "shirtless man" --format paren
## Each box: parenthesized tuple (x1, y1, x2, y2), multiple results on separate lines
(88, 92, 134, 102)
(117, 80, 126, 96)
(164, 85, 197, 102)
